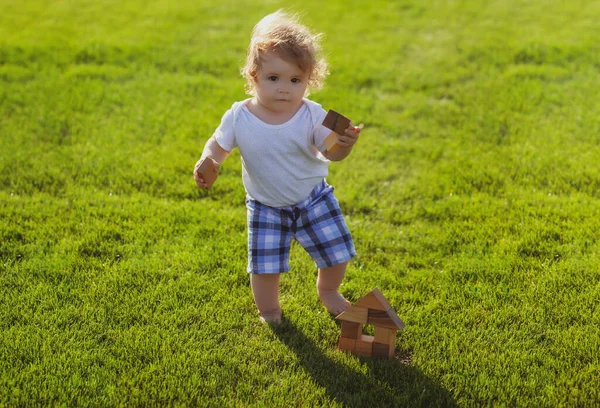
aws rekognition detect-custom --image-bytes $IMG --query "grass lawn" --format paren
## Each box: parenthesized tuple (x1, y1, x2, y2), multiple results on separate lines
(2, 0, 600, 406)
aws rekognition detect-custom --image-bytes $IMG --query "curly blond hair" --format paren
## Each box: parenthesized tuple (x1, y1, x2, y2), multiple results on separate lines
(241, 10, 329, 96)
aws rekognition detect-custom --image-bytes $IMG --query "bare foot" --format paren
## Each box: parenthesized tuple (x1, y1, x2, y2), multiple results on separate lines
(318, 290, 351, 316)
(259, 308, 282, 324)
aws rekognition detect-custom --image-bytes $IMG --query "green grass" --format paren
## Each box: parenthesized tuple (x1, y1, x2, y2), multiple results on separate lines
(2, 0, 600, 406)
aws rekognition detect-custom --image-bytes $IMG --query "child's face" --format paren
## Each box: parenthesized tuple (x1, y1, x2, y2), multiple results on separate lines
(253, 51, 308, 113)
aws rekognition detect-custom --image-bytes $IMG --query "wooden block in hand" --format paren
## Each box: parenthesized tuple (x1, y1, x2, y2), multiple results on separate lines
(323, 109, 351, 135)
(196, 157, 218, 189)
(322, 110, 351, 153)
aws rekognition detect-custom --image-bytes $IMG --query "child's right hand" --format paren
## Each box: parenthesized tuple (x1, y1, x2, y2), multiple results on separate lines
(194, 157, 219, 189)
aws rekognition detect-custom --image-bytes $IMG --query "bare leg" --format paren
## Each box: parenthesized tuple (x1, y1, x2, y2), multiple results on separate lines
(317, 262, 351, 315)
(251, 273, 282, 324)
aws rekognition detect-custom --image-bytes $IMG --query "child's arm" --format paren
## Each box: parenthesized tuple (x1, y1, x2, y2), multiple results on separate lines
(193, 135, 231, 189)
(322, 125, 361, 162)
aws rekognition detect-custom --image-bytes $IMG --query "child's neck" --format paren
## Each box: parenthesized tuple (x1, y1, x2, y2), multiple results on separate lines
(247, 98, 304, 125)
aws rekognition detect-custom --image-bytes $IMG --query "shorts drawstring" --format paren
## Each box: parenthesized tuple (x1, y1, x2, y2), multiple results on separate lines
(269, 181, 332, 234)
(282, 207, 302, 234)
(291, 207, 301, 234)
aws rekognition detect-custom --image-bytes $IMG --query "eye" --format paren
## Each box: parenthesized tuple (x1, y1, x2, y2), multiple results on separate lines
(291, 78, 301, 83)
(268, 76, 278, 81)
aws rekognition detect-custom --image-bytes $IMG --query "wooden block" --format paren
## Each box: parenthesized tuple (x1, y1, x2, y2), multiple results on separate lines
(355, 288, 392, 311)
(372, 342, 393, 359)
(337, 306, 368, 324)
(355, 335, 374, 357)
(368, 310, 394, 328)
(323, 131, 339, 153)
(323, 109, 351, 136)
(388, 312, 406, 330)
(322, 110, 351, 153)
(368, 309, 406, 330)
(341, 321, 362, 339)
(195, 157, 218, 189)
(338, 337, 356, 352)
(374, 327, 396, 346)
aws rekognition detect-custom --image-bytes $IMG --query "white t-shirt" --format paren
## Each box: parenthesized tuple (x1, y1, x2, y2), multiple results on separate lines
(214, 98, 332, 207)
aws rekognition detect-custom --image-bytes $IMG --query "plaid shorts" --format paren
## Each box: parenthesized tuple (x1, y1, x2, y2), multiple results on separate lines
(246, 180, 356, 274)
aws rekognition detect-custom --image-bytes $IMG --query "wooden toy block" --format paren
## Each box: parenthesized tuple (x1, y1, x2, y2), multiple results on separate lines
(195, 157, 218, 189)
(368, 309, 406, 330)
(323, 131, 338, 153)
(338, 336, 356, 352)
(372, 342, 393, 359)
(355, 288, 392, 311)
(335, 288, 404, 360)
(341, 321, 362, 339)
(374, 327, 396, 346)
(322, 110, 365, 153)
(336, 305, 368, 324)
(323, 109, 351, 136)
(355, 335, 374, 358)
(322, 110, 351, 153)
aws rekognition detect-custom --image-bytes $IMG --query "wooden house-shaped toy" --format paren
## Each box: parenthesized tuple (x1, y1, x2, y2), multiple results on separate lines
(335, 288, 405, 359)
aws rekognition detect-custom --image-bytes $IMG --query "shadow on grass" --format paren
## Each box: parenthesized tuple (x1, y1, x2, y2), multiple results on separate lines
(269, 317, 456, 407)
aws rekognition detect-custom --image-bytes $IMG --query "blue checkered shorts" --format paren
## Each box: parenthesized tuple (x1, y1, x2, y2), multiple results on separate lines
(246, 180, 356, 274)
